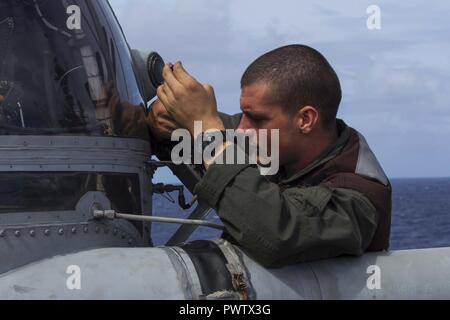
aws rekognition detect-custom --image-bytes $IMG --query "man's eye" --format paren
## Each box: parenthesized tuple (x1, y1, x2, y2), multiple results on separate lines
(251, 116, 266, 123)
(247, 114, 262, 121)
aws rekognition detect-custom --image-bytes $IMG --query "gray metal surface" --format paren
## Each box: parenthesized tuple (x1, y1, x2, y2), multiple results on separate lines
(0, 219, 144, 276)
(0, 248, 192, 300)
(164, 247, 203, 299)
(0, 190, 148, 275)
(0, 136, 153, 275)
(244, 247, 450, 300)
(2, 245, 450, 300)
(0, 135, 150, 173)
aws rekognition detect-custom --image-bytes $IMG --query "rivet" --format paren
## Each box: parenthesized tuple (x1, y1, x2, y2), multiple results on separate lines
(29, 230, 36, 237)
(83, 227, 89, 233)
(15, 230, 21, 237)
(44, 229, 50, 236)
(128, 239, 133, 245)
(71, 227, 77, 234)
(58, 229, 64, 235)
(95, 227, 100, 233)
(113, 229, 118, 236)
(0, 230, 5, 238)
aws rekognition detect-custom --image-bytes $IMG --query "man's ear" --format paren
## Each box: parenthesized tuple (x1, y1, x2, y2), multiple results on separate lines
(295, 106, 319, 134)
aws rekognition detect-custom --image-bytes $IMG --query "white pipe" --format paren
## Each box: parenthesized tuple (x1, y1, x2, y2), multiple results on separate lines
(1, 246, 450, 300)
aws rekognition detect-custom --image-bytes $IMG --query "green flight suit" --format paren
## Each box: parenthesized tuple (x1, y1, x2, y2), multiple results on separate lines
(192, 112, 381, 268)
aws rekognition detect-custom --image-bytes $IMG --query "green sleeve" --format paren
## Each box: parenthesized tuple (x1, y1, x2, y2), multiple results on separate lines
(194, 152, 379, 268)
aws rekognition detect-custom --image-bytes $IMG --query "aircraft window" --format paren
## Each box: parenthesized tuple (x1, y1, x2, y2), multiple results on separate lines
(0, 172, 142, 215)
(0, 0, 148, 140)
(96, 0, 146, 107)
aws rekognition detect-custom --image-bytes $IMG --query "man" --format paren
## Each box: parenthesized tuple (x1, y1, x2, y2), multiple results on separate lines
(148, 44, 392, 268)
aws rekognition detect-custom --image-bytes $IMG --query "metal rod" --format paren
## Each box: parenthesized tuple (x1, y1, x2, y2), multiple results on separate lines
(93, 210, 224, 231)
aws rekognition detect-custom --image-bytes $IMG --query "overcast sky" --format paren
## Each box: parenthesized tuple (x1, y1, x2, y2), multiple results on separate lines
(110, 0, 450, 179)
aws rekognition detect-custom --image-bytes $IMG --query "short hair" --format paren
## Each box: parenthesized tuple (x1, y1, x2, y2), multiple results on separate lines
(241, 45, 342, 129)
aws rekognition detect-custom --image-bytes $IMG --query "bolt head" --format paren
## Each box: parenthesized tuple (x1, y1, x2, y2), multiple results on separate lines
(15, 230, 21, 237)
(29, 230, 36, 237)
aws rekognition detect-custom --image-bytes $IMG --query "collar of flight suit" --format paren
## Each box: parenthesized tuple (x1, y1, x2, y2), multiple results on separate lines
(277, 119, 351, 185)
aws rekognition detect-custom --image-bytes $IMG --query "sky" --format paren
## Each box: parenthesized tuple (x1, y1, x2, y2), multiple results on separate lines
(110, 0, 450, 179)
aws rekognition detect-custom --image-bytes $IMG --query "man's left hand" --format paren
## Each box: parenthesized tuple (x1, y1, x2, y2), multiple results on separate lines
(156, 62, 225, 137)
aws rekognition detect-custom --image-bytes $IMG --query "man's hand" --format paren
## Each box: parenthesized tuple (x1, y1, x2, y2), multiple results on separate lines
(147, 99, 179, 141)
(0, 95, 4, 103)
(156, 62, 225, 138)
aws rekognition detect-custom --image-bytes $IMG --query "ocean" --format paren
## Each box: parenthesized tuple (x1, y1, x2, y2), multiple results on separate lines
(151, 178, 450, 251)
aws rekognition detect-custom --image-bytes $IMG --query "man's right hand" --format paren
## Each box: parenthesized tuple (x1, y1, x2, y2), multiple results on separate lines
(146, 99, 179, 141)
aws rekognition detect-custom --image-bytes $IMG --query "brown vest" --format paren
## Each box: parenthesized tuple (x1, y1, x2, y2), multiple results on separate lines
(291, 127, 392, 252)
